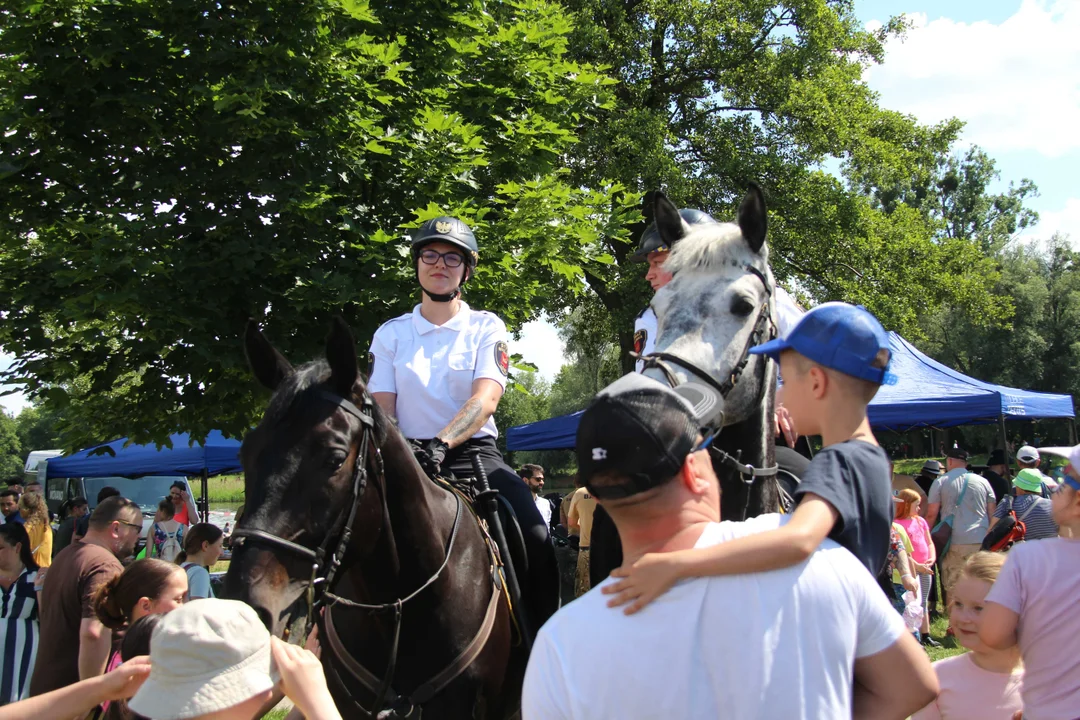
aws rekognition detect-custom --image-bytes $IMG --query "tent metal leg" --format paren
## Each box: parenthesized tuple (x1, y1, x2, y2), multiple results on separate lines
(200, 468, 209, 521)
(999, 416, 1010, 480)
(1070, 418, 1077, 446)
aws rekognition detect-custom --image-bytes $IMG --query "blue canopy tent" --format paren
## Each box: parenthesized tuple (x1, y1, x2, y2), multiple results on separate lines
(45, 430, 243, 518)
(506, 332, 1075, 451)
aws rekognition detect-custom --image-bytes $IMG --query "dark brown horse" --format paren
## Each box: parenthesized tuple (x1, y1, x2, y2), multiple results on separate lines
(226, 319, 522, 719)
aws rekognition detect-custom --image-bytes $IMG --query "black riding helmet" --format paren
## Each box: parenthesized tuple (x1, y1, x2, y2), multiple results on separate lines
(411, 216, 479, 302)
(630, 208, 715, 262)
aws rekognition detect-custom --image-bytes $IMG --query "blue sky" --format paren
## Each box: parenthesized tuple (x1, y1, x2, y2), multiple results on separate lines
(3, 0, 1077, 415)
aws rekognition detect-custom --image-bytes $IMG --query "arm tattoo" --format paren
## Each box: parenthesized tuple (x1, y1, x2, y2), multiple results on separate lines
(439, 397, 487, 447)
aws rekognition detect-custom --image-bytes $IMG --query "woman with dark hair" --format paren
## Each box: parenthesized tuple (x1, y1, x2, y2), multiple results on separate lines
(177, 523, 223, 600)
(0, 523, 40, 704)
(92, 558, 187, 715)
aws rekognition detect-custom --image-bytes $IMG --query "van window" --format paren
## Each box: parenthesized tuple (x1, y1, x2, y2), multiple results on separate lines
(84, 476, 189, 514)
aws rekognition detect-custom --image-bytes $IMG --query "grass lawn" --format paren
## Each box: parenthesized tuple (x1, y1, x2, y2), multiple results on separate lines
(207, 474, 245, 503)
(925, 612, 966, 663)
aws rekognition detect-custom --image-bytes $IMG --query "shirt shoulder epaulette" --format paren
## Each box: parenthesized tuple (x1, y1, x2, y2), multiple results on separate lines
(636, 306, 650, 319)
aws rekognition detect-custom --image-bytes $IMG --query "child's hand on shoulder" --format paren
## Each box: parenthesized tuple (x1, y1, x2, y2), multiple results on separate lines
(602, 551, 687, 615)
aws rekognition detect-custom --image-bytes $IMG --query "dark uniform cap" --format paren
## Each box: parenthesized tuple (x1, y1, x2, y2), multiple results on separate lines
(411, 217, 479, 265)
(631, 208, 715, 262)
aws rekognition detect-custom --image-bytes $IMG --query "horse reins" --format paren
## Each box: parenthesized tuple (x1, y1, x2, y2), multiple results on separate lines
(635, 263, 781, 520)
(231, 389, 492, 719)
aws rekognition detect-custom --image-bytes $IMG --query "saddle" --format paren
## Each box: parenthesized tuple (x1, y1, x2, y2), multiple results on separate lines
(410, 443, 531, 640)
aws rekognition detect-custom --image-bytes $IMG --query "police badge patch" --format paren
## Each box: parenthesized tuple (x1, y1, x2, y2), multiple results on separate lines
(495, 341, 510, 376)
(435, 220, 453, 235)
(633, 329, 647, 355)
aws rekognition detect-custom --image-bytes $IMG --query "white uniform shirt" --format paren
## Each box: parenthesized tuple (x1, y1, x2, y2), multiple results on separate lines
(368, 302, 509, 440)
(523, 514, 906, 720)
(633, 307, 658, 373)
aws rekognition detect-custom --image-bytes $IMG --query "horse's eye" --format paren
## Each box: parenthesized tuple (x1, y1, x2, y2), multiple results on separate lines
(326, 450, 348, 469)
(732, 298, 755, 317)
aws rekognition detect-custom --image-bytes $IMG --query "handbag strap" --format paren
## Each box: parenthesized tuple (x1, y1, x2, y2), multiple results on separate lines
(950, 473, 971, 518)
(1017, 496, 1039, 523)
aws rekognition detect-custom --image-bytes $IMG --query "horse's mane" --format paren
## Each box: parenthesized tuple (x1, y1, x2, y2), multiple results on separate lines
(663, 221, 770, 276)
(262, 359, 390, 441)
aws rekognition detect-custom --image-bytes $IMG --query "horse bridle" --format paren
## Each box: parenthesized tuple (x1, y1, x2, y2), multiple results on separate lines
(635, 263, 780, 519)
(231, 388, 469, 718)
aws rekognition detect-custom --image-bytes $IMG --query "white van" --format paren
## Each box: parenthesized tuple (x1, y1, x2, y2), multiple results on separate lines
(24, 450, 63, 486)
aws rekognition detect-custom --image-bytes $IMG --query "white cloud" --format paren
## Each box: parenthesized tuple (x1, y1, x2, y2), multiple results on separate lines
(864, 1, 1080, 158)
(1025, 196, 1080, 243)
(510, 318, 565, 381)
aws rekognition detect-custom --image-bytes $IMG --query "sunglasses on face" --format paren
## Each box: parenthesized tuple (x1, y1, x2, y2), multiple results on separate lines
(419, 249, 465, 268)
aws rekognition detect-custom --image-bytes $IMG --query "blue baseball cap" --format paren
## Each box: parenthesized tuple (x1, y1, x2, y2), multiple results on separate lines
(749, 302, 896, 385)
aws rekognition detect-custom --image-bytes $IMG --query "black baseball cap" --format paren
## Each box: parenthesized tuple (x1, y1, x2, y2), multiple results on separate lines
(945, 447, 969, 460)
(576, 374, 719, 500)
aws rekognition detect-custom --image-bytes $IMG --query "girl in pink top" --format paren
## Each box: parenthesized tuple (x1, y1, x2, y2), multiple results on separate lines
(982, 446, 1080, 720)
(913, 552, 1022, 720)
(895, 489, 936, 643)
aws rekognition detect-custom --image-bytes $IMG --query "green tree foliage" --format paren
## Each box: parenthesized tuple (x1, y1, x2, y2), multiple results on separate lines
(0, 0, 635, 447)
(921, 234, 1080, 406)
(559, 0, 1008, 367)
(494, 370, 575, 475)
(0, 412, 22, 480)
(15, 405, 64, 452)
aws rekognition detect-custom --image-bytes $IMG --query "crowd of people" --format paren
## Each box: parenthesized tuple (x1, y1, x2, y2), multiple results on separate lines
(0, 210, 1077, 720)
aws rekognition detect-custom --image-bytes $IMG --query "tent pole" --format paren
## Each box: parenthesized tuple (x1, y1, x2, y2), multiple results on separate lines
(1070, 418, 1077, 446)
(200, 468, 209, 521)
(999, 415, 1010, 480)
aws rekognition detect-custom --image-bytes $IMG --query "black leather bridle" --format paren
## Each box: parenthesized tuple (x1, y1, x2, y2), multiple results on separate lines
(635, 263, 781, 519)
(231, 388, 469, 718)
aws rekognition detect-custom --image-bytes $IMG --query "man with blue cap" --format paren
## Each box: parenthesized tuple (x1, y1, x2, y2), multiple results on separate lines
(603, 302, 900, 612)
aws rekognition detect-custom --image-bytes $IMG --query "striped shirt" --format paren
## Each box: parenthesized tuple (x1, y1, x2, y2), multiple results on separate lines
(994, 494, 1059, 541)
(0, 569, 39, 704)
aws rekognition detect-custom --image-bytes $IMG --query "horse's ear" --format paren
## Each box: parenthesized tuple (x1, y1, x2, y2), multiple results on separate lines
(326, 316, 359, 398)
(738, 183, 768, 254)
(245, 319, 293, 391)
(653, 191, 686, 248)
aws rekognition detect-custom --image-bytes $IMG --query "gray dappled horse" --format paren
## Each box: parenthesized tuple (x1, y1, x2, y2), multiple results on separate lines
(642, 185, 783, 520)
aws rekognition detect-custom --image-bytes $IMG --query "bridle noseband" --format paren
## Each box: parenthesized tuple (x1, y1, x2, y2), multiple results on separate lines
(231, 388, 482, 719)
(232, 389, 378, 617)
(635, 263, 780, 519)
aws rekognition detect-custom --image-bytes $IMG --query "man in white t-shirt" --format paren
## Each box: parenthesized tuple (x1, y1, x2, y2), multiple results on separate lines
(522, 374, 937, 720)
(519, 464, 552, 528)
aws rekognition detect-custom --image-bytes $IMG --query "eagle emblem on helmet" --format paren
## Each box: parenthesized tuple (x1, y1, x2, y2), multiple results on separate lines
(435, 220, 453, 235)
(633, 329, 647, 355)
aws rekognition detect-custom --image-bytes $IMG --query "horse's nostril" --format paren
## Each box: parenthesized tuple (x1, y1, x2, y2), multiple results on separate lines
(254, 606, 273, 631)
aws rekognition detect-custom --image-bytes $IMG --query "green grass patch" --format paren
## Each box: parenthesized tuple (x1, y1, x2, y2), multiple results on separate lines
(925, 613, 966, 663)
(208, 474, 245, 503)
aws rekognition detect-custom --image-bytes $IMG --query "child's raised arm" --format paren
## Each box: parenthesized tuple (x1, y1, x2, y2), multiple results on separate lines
(603, 493, 838, 614)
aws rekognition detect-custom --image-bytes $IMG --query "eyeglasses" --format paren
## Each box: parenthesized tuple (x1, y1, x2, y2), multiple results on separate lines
(117, 520, 143, 531)
(419, 249, 465, 268)
(691, 428, 721, 454)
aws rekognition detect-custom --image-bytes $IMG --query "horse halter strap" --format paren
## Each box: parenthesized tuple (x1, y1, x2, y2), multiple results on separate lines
(635, 263, 780, 517)
(230, 388, 376, 615)
(635, 264, 775, 402)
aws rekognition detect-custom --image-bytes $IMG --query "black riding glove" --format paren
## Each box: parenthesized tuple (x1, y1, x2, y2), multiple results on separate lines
(417, 437, 450, 477)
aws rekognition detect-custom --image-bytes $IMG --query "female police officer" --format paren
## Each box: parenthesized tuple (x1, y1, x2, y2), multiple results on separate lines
(367, 217, 558, 627)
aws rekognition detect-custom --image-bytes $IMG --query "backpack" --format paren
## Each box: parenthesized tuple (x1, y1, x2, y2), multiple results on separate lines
(152, 521, 184, 563)
(981, 496, 1037, 552)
